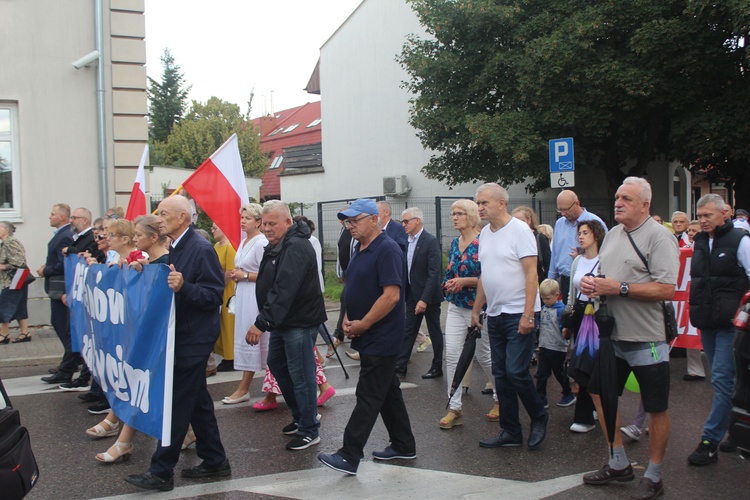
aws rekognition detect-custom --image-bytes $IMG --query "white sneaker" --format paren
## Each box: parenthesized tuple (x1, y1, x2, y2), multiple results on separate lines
(570, 423, 596, 433)
(620, 424, 642, 441)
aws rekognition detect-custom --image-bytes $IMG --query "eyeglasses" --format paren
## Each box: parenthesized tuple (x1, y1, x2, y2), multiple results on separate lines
(450, 212, 467, 217)
(401, 218, 416, 225)
(105, 214, 119, 219)
(94, 226, 104, 232)
(107, 233, 121, 239)
(556, 201, 577, 214)
(344, 215, 371, 228)
(70, 216, 85, 220)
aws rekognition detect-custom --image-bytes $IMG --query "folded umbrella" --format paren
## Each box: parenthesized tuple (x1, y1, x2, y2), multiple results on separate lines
(593, 296, 618, 457)
(447, 314, 484, 408)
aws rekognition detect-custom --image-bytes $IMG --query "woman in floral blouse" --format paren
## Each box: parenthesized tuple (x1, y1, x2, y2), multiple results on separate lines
(0, 221, 31, 343)
(439, 200, 498, 429)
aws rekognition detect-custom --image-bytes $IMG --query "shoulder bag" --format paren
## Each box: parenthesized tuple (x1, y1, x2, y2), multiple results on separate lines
(624, 231, 679, 343)
(0, 377, 39, 499)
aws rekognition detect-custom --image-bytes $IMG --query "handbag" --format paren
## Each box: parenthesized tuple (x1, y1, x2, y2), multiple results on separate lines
(0, 378, 39, 499)
(560, 255, 581, 328)
(47, 275, 66, 301)
(226, 295, 236, 315)
(625, 231, 679, 343)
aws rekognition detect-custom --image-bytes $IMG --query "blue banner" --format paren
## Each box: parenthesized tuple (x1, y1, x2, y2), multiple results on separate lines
(65, 256, 175, 445)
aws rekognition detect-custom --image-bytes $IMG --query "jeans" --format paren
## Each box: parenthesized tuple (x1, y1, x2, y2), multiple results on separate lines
(444, 304, 495, 410)
(700, 327, 737, 444)
(488, 313, 546, 436)
(267, 326, 320, 439)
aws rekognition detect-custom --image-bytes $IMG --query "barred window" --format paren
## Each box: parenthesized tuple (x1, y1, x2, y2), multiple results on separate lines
(0, 103, 20, 219)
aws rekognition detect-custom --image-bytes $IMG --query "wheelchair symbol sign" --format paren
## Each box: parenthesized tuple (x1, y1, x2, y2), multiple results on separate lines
(550, 172, 575, 188)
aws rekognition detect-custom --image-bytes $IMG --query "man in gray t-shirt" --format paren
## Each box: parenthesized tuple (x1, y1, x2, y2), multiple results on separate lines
(578, 177, 679, 499)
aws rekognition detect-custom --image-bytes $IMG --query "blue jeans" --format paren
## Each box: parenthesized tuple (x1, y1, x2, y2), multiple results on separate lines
(700, 327, 737, 444)
(267, 326, 320, 439)
(488, 313, 546, 436)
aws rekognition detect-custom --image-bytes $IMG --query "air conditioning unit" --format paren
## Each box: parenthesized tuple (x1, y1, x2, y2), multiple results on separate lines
(383, 175, 411, 196)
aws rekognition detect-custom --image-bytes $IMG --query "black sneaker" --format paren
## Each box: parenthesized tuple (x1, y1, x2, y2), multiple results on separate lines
(286, 434, 320, 450)
(282, 421, 298, 435)
(59, 378, 91, 392)
(719, 439, 737, 453)
(88, 400, 111, 415)
(688, 439, 718, 465)
(78, 392, 103, 403)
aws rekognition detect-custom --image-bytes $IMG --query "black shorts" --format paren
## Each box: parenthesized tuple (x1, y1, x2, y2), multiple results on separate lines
(589, 341, 670, 414)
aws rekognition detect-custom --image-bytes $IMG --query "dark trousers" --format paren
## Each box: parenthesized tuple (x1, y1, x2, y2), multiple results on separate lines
(149, 354, 226, 479)
(536, 347, 572, 398)
(50, 298, 80, 374)
(559, 275, 571, 305)
(397, 299, 443, 373)
(334, 282, 347, 342)
(573, 384, 596, 425)
(338, 353, 415, 466)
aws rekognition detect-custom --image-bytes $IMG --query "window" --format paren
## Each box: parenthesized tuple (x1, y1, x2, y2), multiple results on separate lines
(268, 127, 284, 136)
(269, 155, 283, 169)
(306, 118, 321, 128)
(282, 123, 300, 133)
(0, 103, 20, 219)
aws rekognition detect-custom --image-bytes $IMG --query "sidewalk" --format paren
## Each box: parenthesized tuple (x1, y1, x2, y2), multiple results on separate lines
(0, 300, 345, 369)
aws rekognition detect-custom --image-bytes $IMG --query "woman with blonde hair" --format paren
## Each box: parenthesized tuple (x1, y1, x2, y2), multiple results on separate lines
(439, 199, 498, 429)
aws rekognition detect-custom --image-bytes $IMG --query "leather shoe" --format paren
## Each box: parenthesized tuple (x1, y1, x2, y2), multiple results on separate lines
(422, 368, 443, 379)
(683, 374, 705, 382)
(41, 372, 72, 384)
(181, 459, 231, 478)
(630, 477, 664, 499)
(528, 411, 549, 449)
(395, 368, 407, 378)
(479, 430, 522, 448)
(124, 472, 174, 491)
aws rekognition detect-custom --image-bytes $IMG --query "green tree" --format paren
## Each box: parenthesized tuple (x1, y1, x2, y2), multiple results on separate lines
(400, 1, 750, 200)
(155, 96, 267, 177)
(148, 48, 192, 143)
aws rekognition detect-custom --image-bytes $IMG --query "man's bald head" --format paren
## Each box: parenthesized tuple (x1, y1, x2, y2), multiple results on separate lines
(556, 190, 582, 221)
(157, 195, 192, 240)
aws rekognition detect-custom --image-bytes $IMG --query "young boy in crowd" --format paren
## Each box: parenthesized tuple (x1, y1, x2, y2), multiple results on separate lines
(537, 279, 576, 408)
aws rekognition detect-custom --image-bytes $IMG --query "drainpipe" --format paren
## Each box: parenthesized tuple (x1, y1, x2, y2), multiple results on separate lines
(95, 0, 108, 215)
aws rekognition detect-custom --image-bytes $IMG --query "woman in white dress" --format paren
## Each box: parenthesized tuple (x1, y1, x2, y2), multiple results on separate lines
(222, 203, 269, 404)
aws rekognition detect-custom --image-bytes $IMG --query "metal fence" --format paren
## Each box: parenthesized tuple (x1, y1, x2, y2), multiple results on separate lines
(316, 195, 615, 266)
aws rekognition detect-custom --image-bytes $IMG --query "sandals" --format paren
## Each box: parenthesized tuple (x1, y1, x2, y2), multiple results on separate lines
(0, 334, 9, 345)
(326, 338, 342, 358)
(95, 441, 133, 463)
(181, 427, 196, 450)
(486, 402, 500, 422)
(12, 332, 31, 343)
(86, 418, 120, 438)
(439, 410, 463, 429)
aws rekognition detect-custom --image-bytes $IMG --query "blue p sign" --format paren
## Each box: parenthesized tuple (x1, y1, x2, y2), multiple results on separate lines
(549, 138, 574, 172)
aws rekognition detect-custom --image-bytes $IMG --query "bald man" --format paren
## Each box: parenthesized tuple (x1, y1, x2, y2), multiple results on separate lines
(548, 190, 607, 303)
(125, 195, 229, 491)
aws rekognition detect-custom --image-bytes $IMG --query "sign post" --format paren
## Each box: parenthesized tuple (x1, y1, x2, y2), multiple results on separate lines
(549, 138, 575, 188)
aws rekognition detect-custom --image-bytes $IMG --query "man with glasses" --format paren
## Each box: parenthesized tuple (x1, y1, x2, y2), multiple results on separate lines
(62, 207, 103, 262)
(105, 206, 124, 219)
(318, 198, 415, 476)
(395, 207, 444, 379)
(548, 190, 607, 304)
(378, 201, 408, 252)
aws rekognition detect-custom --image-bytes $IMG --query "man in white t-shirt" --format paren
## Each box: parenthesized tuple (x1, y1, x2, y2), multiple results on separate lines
(471, 183, 547, 450)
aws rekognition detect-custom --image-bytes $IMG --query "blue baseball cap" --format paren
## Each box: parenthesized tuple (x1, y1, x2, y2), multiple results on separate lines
(338, 198, 379, 220)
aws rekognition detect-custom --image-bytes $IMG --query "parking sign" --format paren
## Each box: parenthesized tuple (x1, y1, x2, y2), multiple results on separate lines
(549, 138, 575, 188)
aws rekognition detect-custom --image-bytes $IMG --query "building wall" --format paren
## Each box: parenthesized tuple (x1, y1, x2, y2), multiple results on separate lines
(0, 0, 147, 325)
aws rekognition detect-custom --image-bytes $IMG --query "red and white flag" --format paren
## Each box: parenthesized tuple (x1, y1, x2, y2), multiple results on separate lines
(125, 144, 149, 221)
(10, 268, 31, 290)
(181, 134, 249, 249)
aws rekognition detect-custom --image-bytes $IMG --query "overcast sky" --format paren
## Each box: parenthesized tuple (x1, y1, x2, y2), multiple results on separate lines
(144, 0, 363, 117)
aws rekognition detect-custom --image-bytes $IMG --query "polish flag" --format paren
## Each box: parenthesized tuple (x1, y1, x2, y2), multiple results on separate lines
(125, 144, 149, 220)
(10, 268, 31, 290)
(181, 134, 249, 249)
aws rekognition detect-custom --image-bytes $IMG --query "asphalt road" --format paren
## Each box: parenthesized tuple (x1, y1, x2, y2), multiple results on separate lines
(1, 323, 747, 499)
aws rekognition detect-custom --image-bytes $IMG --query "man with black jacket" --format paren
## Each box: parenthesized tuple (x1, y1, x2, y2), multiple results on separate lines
(246, 200, 327, 451)
(125, 195, 229, 491)
(62, 207, 104, 262)
(687, 194, 750, 466)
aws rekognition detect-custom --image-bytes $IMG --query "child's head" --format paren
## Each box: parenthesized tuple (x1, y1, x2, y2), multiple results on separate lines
(539, 279, 561, 307)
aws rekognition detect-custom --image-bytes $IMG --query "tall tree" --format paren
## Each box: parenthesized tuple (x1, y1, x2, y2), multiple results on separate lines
(148, 48, 192, 143)
(400, 1, 750, 199)
(154, 96, 267, 177)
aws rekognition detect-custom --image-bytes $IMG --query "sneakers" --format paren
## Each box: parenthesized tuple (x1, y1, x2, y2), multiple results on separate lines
(582, 463, 635, 485)
(688, 439, 718, 465)
(540, 396, 549, 409)
(286, 435, 320, 451)
(318, 452, 357, 475)
(59, 378, 91, 392)
(621, 425, 643, 441)
(282, 414, 322, 435)
(416, 336, 432, 352)
(479, 431, 523, 448)
(719, 439, 737, 453)
(570, 422, 596, 433)
(372, 445, 417, 460)
(87, 400, 111, 415)
(557, 393, 576, 407)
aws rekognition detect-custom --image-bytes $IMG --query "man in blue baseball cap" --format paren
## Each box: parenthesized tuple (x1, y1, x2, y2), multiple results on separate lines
(318, 199, 415, 475)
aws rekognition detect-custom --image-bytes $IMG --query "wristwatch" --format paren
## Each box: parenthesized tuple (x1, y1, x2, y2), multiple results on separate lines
(619, 282, 629, 297)
(243, 272, 249, 281)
